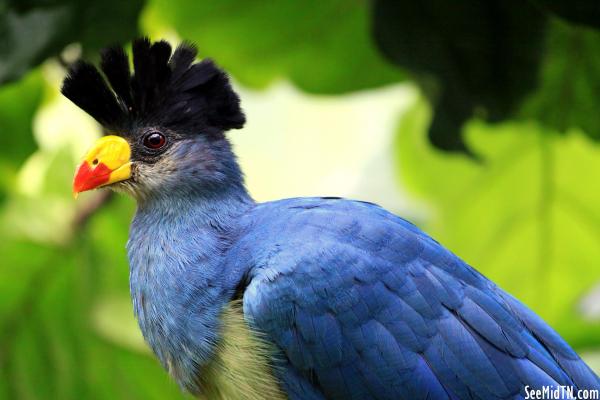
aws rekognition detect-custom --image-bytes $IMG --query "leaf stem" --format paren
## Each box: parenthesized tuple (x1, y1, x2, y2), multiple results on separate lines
(538, 132, 555, 306)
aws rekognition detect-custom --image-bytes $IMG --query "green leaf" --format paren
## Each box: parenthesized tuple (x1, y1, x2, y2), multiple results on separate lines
(533, 0, 600, 29)
(0, 240, 54, 330)
(0, 0, 145, 84)
(143, 0, 404, 94)
(396, 95, 600, 349)
(0, 69, 44, 201)
(0, 235, 188, 399)
(76, 2, 144, 54)
(0, 70, 43, 163)
(0, 3, 73, 84)
(521, 19, 600, 140)
(373, 0, 547, 152)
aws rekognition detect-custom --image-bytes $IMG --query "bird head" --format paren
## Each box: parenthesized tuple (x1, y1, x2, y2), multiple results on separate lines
(62, 38, 245, 201)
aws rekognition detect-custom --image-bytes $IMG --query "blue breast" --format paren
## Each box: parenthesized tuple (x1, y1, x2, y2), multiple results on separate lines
(127, 199, 247, 395)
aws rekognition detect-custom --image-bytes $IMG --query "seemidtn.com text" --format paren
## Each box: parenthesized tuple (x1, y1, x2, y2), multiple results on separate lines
(524, 385, 599, 399)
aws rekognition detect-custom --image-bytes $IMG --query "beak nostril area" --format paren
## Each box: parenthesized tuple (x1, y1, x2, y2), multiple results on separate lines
(74, 135, 132, 195)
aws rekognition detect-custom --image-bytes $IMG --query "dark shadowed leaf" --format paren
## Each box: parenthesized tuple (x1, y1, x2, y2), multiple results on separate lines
(0, 2, 73, 84)
(533, 0, 600, 29)
(373, 0, 547, 152)
(521, 19, 600, 140)
(0, 0, 145, 84)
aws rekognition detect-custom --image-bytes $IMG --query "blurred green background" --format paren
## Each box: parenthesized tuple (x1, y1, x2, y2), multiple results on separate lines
(2, 1, 600, 399)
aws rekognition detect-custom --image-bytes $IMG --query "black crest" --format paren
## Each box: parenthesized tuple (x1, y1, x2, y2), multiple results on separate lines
(61, 38, 245, 136)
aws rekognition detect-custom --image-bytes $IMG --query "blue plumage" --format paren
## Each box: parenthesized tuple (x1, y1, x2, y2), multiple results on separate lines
(240, 198, 599, 399)
(127, 194, 600, 398)
(63, 38, 600, 399)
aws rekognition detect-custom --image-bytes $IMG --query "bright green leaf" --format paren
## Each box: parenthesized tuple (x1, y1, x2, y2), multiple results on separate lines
(396, 95, 600, 349)
(0, 69, 44, 189)
(0, 240, 54, 330)
(143, 0, 404, 93)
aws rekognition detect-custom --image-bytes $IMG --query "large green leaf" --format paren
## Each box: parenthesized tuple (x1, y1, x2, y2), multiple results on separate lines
(0, 76, 186, 396)
(372, 0, 600, 153)
(533, 0, 600, 29)
(0, 69, 44, 202)
(0, 2, 72, 84)
(0, 0, 145, 84)
(0, 197, 189, 399)
(143, 0, 404, 94)
(373, 0, 547, 152)
(396, 95, 600, 349)
(522, 19, 600, 140)
(0, 70, 43, 164)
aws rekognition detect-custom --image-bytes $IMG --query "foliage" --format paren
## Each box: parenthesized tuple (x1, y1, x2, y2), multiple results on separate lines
(0, 71, 43, 201)
(0, 73, 190, 399)
(0, 202, 190, 399)
(0, 0, 145, 84)
(143, 0, 404, 93)
(373, 0, 546, 152)
(522, 19, 600, 141)
(374, 0, 600, 152)
(535, 0, 600, 29)
(396, 97, 600, 348)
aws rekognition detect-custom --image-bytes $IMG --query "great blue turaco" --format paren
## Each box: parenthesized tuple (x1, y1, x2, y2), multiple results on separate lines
(63, 38, 600, 400)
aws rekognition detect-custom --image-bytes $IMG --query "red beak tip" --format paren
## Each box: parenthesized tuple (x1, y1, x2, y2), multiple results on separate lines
(72, 161, 112, 194)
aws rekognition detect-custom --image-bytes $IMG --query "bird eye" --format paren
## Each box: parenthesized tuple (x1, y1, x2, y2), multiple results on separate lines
(143, 132, 166, 149)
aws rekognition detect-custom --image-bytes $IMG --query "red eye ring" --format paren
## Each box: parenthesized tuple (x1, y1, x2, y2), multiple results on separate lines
(143, 132, 166, 149)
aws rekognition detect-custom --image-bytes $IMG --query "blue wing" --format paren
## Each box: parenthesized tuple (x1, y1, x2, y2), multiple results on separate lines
(240, 198, 599, 400)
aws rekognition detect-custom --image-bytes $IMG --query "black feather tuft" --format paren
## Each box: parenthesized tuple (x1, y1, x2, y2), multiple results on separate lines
(100, 46, 132, 109)
(150, 41, 172, 82)
(61, 37, 245, 135)
(170, 42, 198, 82)
(61, 61, 126, 130)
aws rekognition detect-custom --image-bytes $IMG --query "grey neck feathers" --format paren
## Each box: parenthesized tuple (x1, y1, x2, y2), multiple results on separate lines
(127, 175, 254, 394)
(135, 143, 255, 228)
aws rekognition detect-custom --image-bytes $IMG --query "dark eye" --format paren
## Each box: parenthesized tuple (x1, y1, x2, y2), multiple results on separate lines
(143, 132, 166, 149)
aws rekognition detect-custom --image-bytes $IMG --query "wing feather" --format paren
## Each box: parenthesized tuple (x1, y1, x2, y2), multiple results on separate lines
(241, 198, 599, 399)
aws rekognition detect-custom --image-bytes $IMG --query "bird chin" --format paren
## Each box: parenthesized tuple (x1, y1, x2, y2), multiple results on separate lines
(106, 180, 138, 198)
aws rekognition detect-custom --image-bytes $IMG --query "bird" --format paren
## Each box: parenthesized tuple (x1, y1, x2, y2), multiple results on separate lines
(62, 38, 600, 400)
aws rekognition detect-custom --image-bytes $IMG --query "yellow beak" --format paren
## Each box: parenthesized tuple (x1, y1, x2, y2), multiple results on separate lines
(73, 135, 132, 197)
